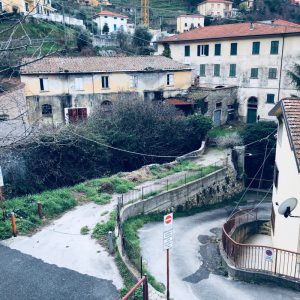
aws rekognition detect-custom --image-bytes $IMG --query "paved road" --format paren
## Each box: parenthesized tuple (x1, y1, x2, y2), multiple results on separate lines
(139, 196, 300, 300)
(0, 244, 119, 300)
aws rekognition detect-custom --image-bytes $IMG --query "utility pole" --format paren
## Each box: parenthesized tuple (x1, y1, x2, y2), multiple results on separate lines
(62, 2, 67, 50)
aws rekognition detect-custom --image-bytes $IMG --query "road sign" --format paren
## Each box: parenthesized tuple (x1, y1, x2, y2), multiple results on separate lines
(265, 248, 273, 262)
(163, 213, 173, 250)
(0, 167, 3, 187)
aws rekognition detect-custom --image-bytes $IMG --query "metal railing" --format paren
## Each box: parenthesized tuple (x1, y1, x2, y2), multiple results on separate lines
(222, 209, 300, 281)
(121, 275, 149, 300)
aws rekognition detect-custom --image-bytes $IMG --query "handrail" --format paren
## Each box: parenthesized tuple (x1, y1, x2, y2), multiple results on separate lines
(122, 275, 148, 300)
(222, 208, 300, 281)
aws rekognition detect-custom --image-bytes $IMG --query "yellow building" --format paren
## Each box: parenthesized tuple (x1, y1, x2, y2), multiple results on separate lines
(0, 0, 54, 15)
(197, 0, 233, 18)
(20, 56, 192, 126)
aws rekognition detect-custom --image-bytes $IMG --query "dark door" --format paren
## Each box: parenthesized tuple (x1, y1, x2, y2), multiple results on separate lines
(247, 108, 257, 124)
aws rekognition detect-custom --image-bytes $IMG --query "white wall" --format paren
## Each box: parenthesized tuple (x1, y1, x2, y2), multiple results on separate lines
(177, 16, 204, 33)
(197, 1, 232, 18)
(272, 119, 300, 253)
(157, 35, 300, 121)
(94, 14, 127, 34)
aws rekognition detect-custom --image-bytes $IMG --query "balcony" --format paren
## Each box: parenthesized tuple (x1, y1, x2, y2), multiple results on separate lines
(221, 208, 300, 285)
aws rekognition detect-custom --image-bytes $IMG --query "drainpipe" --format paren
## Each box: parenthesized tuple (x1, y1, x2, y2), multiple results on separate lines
(277, 34, 285, 103)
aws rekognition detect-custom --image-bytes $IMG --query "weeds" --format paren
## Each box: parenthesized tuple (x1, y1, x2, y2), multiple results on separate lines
(80, 226, 90, 235)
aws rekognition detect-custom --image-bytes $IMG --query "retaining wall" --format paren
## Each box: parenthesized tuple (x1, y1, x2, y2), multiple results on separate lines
(121, 166, 243, 223)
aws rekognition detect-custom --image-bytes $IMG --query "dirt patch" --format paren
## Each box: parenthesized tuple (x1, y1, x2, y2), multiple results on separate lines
(72, 191, 88, 202)
(122, 165, 153, 183)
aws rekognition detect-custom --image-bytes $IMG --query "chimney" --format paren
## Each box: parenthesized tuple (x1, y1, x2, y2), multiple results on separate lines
(250, 22, 254, 30)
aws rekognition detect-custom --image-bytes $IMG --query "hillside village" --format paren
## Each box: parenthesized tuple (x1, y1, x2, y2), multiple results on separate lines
(1, 0, 300, 299)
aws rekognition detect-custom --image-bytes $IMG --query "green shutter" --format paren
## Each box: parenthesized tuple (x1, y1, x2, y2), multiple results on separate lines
(270, 41, 279, 55)
(252, 42, 260, 55)
(214, 64, 220, 76)
(215, 43, 221, 56)
(184, 45, 190, 56)
(229, 64, 236, 77)
(230, 43, 237, 55)
(267, 94, 275, 103)
(250, 68, 258, 78)
(200, 64, 206, 77)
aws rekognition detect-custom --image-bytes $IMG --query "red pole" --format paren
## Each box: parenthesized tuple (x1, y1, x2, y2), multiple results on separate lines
(167, 248, 170, 300)
(122, 276, 146, 300)
(11, 212, 17, 237)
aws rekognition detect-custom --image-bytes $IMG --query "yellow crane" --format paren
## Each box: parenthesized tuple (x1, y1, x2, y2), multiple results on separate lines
(141, 0, 149, 27)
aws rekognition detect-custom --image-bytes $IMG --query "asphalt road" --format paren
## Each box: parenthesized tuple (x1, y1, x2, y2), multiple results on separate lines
(139, 196, 300, 300)
(0, 244, 119, 300)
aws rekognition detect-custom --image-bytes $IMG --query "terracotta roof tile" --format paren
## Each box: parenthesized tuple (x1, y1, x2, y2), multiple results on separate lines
(96, 10, 128, 18)
(20, 56, 191, 74)
(282, 98, 300, 167)
(158, 19, 300, 43)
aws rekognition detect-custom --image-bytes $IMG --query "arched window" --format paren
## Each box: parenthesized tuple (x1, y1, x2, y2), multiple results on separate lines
(42, 104, 52, 115)
(101, 100, 112, 112)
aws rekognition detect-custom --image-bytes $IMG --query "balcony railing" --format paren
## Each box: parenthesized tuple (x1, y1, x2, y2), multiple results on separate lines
(222, 209, 300, 281)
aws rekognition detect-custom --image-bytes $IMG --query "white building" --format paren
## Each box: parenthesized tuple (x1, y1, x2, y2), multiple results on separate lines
(177, 14, 205, 33)
(156, 19, 300, 123)
(197, 0, 233, 18)
(94, 10, 128, 34)
(269, 98, 300, 253)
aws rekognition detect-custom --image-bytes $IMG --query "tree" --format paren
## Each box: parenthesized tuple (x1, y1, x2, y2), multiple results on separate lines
(117, 28, 131, 52)
(102, 23, 109, 35)
(288, 64, 300, 90)
(162, 43, 171, 58)
(76, 29, 91, 51)
(132, 26, 153, 55)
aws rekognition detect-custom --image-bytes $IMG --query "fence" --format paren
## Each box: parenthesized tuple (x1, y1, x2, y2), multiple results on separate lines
(222, 209, 300, 281)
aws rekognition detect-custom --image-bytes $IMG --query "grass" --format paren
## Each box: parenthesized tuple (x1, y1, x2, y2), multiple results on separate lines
(92, 210, 117, 240)
(0, 174, 134, 240)
(208, 124, 245, 138)
(143, 165, 221, 200)
(0, 188, 76, 240)
(149, 160, 203, 179)
(73, 176, 135, 204)
(80, 226, 90, 235)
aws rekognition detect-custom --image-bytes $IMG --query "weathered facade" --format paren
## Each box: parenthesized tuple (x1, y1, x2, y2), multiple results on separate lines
(176, 14, 205, 33)
(188, 85, 238, 126)
(20, 56, 192, 126)
(156, 20, 300, 123)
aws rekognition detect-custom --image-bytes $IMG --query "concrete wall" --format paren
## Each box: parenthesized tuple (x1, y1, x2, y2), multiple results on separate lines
(272, 117, 300, 253)
(121, 166, 243, 223)
(33, 13, 85, 28)
(156, 35, 300, 121)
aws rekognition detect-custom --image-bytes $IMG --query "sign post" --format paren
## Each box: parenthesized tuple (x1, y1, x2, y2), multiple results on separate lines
(163, 213, 173, 300)
(0, 166, 4, 218)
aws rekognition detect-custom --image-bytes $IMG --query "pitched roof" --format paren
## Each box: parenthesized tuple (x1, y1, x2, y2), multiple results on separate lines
(165, 99, 193, 106)
(199, 0, 232, 4)
(96, 10, 128, 18)
(269, 98, 300, 172)
(158, 19, 300, 43)
(20, 56, 191, 75)
(178, 14, 205, 18)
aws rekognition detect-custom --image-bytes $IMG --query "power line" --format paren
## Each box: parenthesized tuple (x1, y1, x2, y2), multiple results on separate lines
(227, 142, 276, 220)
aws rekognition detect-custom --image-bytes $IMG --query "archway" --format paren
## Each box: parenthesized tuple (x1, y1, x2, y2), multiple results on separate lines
(247, 96, 258, 124)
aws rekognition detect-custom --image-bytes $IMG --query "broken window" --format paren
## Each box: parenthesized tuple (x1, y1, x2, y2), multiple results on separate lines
(41, 104, 52, 115)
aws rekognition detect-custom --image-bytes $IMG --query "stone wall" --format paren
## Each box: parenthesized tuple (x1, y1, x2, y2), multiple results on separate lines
(26, 91, 141, 126)
(121, 166, 243, 223)
(187, 86, 238, 126)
